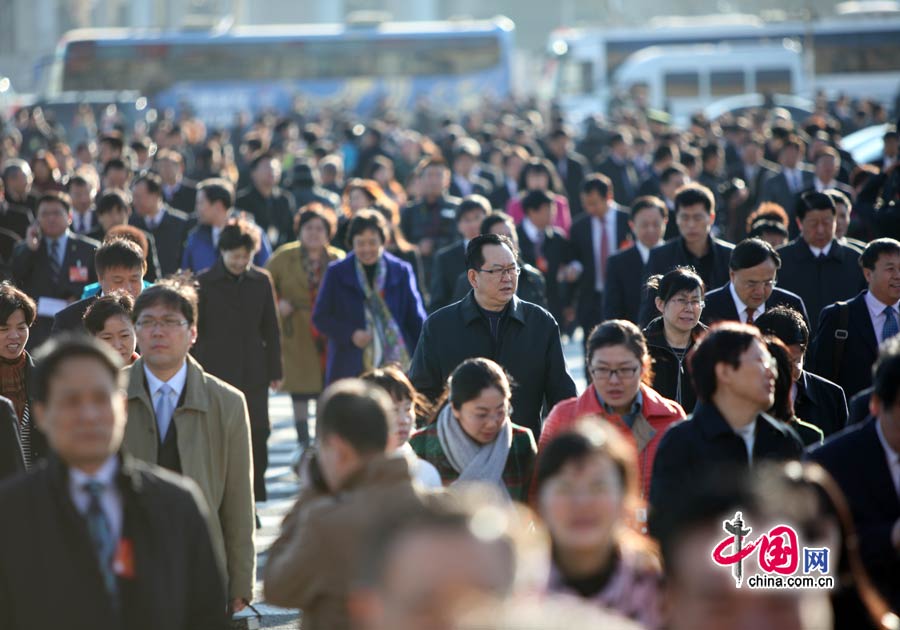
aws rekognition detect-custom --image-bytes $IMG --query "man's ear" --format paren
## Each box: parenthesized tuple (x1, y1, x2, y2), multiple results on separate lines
(467, 268, 478, 289)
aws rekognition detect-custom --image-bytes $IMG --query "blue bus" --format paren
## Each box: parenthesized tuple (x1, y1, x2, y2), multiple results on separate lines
(45, 16, 515, 125)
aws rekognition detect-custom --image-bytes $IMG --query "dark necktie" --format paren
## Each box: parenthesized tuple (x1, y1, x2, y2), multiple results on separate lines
(48, 239, 61, 283)
(745, 308, 755, 325)
(883, 306, 899, 341)
(84, 481, 118, 598)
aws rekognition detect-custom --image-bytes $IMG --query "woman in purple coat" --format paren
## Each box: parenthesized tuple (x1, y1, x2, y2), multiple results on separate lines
(313, 209, 426, 384)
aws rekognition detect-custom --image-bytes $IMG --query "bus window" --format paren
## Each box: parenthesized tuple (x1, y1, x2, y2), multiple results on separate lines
(710, 70, 745, 96)
(755, 68, 792, 94)
(558, 59, 594, 96)
(664, 72, 699, 98)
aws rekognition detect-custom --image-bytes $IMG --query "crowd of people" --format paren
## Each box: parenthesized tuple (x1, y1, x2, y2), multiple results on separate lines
(0, 92, 899, 630)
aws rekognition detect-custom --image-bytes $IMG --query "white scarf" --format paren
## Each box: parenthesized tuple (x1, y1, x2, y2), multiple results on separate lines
(436, 404, 512, 498)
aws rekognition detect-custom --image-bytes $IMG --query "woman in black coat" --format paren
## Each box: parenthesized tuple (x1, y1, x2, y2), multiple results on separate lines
(193, 219, 282, 501)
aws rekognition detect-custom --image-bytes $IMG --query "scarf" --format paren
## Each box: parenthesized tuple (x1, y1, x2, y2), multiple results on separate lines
(0, 353, 28, 422)
(301, 246, 328, 375)
(354, 255, 410, 371)
(436, 404, 513, 499)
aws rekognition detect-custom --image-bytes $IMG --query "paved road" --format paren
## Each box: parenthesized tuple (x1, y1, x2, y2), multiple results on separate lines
(236, 336, 588, 628)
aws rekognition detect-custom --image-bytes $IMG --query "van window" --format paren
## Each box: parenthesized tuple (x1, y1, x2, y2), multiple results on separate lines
(664, 72, 699, 98)
(710, 70, 745, 96)
(755, 68, 792, 94)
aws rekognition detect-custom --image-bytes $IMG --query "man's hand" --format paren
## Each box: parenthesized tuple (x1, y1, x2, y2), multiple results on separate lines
(419, 238, 435, 257)
(352, 329, 373, 349)
(277, 299, 294, 318)
(270, 380, 283, 391)
(25, 223, 41, 252)
(230, 598, 248, 614)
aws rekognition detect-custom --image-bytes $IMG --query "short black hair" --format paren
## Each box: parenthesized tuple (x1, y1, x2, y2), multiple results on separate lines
(859, 237, 900, 271)
(521, 189, 554, 213)
(30, 334, 124, 404)
(102, 158, 129, 177)
(296, 204, 335, 239)
(95, 238, 144, 276)
(218, 218, 261, 253)
(729, 238, 781, 271)
(317, 379, 391, 455)
(83, 291, 135, 335)
(755, 306, 809, 349)
(660, 164, 688, 186)
(99, 133, 125, 152)
(690, 322, 764, 403)
(797, 191, 835, 219)
(37, 191, 71, 214)
(582, 173, 612, 197)
(465, 233, 518, 270)
(198, 178, 234, 210)
(96, 189, 131, 216)
(133, 171, 163, 196)
(674, 183, 715, 215)
(630, 196, 668, 221)
(480, 212, 514, 235)
(645, 266, 705, 303)
(346, 209, 387, 249)
(249, 151, 277, 173)
(873, 336, 900, 409)
(455, 195, 491, 223)
(0, 282, 36, 327)
(133, 278, 198, 327)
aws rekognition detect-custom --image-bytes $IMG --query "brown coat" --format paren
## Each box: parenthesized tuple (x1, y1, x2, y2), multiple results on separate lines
(266, 242, 345, 394)
(263, 456, 426, 630)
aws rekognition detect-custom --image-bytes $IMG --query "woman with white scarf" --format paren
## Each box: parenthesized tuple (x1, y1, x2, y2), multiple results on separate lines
(409, 358, 537, 502)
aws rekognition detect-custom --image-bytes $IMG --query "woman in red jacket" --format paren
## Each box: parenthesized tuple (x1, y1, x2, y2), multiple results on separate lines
(539, 320, 686, 500)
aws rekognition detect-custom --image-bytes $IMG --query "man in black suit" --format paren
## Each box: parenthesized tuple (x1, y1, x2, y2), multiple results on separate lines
(488, 146, 527, 211)
(129, 172, 192, 277)
(603, 196, 667, 323)
(869, 126, 898, 172)
(808, 336, 900, 612)
(808, 238, 900, 399)
(649, 323, 803, 537)
(761, 135, 814, 238)
(1, 159, 38, 215)
(91, 189, 162, 282)
(67, 171, 98, 236)
(727, 134, 779, 210)
(156, 149, 198, 216)
(51, 238, 146, 334)
(235, 152, 296, 249)
(400, 156, 460, 269)
(809, 147, 853, 198)
(777, 192, 866, 333)
(545, 128, 590, 216)
(657, 165, 688, 240)
(448, 138, 492, 200)
(11, 192, 98, 349)
(640, 184, 735, 326)
(701, 238, 809, 327)
(516, 190, 573, 322)
(0, 336, 228, 630)
(636, 144, 675, 199)
(567, 174, 632, 340)
(756, 306, 848, 439)
(596, 131, 639, 207)
(429, 196, 489, 313)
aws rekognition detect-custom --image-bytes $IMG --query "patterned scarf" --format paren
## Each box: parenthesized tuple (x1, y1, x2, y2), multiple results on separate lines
(354, 255, 410, 371)
(301, 246, 328, 375)
(0, 352, 28, 422)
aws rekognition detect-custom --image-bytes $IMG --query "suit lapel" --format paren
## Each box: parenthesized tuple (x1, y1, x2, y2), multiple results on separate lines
(860, 421, 900, 514)
(851, 294, 879, 356)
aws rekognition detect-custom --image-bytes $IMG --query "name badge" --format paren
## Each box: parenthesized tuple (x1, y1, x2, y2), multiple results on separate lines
(113, 538, 135, 579)
(69, 265, 89, 283)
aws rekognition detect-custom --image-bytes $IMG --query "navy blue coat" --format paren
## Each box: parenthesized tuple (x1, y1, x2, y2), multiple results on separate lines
(313, 252, 426, 384)
(807, 419, 900, 611)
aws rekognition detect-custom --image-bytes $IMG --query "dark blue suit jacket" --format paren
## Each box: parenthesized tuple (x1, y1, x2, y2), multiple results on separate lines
(312, 252, 426, 384)
(700, 283, 809, 327)
(808, 291, 879, 399)
(807, 418, 900, 610)
(602, 246, 645, 323)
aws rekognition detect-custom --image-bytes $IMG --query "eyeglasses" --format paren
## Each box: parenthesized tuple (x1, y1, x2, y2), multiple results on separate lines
(670, 298, 705, 310)
(476, 265, 521, 279)
(739, 279, 777, 290)
(135, 318, 189, 331)
(589, 365, 641, 380)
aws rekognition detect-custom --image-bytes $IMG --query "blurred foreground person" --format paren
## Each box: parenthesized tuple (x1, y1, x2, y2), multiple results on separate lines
(0, 336, 227, 630)
(534, 420, 664, 628)
(264, 379, 429, 629)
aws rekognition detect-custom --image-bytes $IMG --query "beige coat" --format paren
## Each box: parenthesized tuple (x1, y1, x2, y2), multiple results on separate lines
(263, 456, 426, 630)
(266, 242, 345, 395)
(121, 355, 256, 601)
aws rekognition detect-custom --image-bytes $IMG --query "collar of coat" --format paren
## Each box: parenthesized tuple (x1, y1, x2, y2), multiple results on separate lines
(691, 401, 788, 441)
(126, 354, 210, 414)
(460, 291, 527, 326)
(335, 454, 412, 494)
(572, 382, 684, 423)
(46, 450, 153, 498)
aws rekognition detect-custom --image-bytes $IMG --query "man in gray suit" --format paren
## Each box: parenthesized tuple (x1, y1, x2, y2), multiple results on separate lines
(761, 135, 814, 237)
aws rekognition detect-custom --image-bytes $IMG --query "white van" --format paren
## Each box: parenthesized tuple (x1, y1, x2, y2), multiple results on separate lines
(612, 42, 807, 125)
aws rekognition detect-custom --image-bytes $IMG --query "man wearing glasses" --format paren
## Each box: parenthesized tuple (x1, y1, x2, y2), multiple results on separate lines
(121, 280, 255, 616)
(701, 238, 809, 327)
(410, 233, 577, 439)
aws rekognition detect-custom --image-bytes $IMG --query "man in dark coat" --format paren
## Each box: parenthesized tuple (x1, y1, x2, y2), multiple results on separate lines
(761, 136, 815, 239)
(235, 152, 296, 249)
(428, 196, 488, 313)
(807, 336, 900, 612)
(756, 306, 848, 439)
(0, 336, 227, 630)
(701, 238, 809, 327)
(156, 149, 198, 216)
(129, 172, 192, 277)
(90, 189, 162, 282)
(639, 184, 734, 326)
(545, 128, 590, 216)
(776, 192, 866, 332)
(409, 234, 577, 439)
(808, 238, 900, 399)
(595, 131, 640, 207)
(649, 323, 803, 538)
(400, 156, 460, 274)
(51, 238, 146, 335)
(193, 223, 282, 501)
(11, 192, 98, 349)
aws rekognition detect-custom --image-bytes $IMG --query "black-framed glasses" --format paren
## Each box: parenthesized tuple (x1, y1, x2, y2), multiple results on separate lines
(589, 364, 641, 380)
(476, 265, 521, 278)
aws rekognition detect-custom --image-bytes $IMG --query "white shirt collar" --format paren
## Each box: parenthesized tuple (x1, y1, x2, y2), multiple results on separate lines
(807, 241, 833, 258)
(734, 419, 757, 464)
(729, 282, 766, 323)
(522, 217, 544, 242)
(143, 360, 188, 401)
(875, 419, 900, 496)
(69, 455, 119, 489)
(147, 207, 166, 227)
(635, 241, 652, 264)
(814, 178, 838, 192)
(864, 289, 899, 319)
